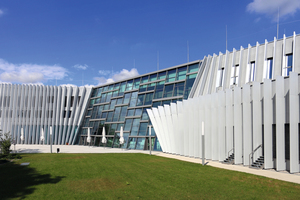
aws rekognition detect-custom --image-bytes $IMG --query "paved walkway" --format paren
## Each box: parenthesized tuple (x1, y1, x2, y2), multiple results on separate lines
(11, 144, 300, 185)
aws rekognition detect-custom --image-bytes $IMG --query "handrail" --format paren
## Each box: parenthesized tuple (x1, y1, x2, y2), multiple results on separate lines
(249, 144, 262, 167)
(228, 148, 234, 158)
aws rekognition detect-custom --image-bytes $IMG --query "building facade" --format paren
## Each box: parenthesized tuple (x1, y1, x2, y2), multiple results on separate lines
(1, 32, 300, 173)
(147, 32, 300, 173)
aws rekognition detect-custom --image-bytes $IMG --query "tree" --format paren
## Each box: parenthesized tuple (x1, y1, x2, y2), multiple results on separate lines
(0, 130, 12, 155)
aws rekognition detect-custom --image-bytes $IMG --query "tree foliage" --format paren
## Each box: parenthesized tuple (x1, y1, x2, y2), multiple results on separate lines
(0, 130, 12, 155)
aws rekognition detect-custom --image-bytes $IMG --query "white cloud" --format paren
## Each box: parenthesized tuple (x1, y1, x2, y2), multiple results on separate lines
(0, 58, 68, 83)
(60, 84, 77, 87)
(247, 0, 300, 20)
(73, 64, 88, 70)
(98, 70, 112, 76)
(94, 68, 139, 85)
(0, 9, 4, 17)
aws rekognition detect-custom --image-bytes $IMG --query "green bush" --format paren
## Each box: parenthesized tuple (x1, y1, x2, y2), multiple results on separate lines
(0, 130, 12, 155)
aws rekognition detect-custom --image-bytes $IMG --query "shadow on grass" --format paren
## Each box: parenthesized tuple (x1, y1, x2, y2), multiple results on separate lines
(0, 162, 65, 200)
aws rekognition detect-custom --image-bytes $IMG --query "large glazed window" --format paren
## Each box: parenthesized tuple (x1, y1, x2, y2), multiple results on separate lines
(153, 81, 165, 99)
(163, 84, 174, 98)
(188, 63, 199, 73)
(184, 73, 197, 99)
(176, 66, 187, 80)
(173, 82, 184, 96)
(283, 54, 293, 76)
(167, 69, 176, 82)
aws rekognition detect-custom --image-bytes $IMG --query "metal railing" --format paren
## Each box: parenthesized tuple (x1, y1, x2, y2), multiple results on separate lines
(249, 144, 262, 167)
(228, 148, 234, 158)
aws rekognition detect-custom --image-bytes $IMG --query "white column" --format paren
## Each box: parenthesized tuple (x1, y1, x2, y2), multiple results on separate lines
(218, 90, 226, 161)
(289, 72, 299, 173)
(234, 86, 243, 164)
(276, 76, 285, 171)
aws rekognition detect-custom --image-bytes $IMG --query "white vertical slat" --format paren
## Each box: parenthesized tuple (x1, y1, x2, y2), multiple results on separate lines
(242, 84, 252, 165)
(164, 105, 175, 154)
(264, 79, 273, 169)
(182, 100, 189, 156)
(225, 89, 234, 158)
(170, 103, 179, 155)
(192, 98, 200, 158)
(152, 108, 166, 152)
(177, 101, 184, 156)
(211, 93, 219, 160)
(276, 76, 285, 171)
(198, 96, 204, 158)
(204, 95, 212, 159)
(289, 72, 299, 173)
(234, 86, 243, 164)
(218, 90, 226, 161)
(252, 81, 263, 161)
(158, 106, 171, 153)
(188, 99, 194, 157)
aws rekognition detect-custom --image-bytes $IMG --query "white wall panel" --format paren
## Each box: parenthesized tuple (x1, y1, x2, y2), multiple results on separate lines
(242, 84, 251, 165)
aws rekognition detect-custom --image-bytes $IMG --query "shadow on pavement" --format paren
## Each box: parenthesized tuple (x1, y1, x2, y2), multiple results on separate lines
(0, 162, 65, 199)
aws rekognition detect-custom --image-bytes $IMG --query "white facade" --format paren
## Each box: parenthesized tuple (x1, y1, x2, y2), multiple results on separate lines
(0, 84, 92, 145)
(148, 33, 300, 173)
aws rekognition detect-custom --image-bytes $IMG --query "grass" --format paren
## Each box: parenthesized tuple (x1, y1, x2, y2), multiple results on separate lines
(0, 153, 300, 199)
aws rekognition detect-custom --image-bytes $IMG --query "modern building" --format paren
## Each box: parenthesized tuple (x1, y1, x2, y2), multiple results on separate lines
(1, 32, 300, 173)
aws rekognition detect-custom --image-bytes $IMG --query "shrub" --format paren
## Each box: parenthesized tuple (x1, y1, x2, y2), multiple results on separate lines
(0, 130, 12, 155)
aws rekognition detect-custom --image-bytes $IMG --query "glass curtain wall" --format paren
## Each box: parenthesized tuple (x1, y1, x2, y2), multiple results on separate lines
(78, 62, 200, 150)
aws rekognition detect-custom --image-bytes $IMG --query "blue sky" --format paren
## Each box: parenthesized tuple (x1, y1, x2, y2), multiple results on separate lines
(0, 0, 300, 86)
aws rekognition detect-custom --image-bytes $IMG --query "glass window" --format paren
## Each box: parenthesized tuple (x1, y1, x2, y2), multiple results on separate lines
(130, 119, 140, 136)
(129, 92, 138, 107)
(96, 105, 103, 118)
(141, 76, 149, 83)
(94, 97, 100, 104)
(135, 138, 145, 150)
(136, 94, 145, 106)
(173, 82, 184, 96)
(283, 54, 293, 76)
(124, 119, 133, 131)
(119, 106, 128, 121)
(147, 83, 156, 91)
(126, 80, 133, 91)
(166, 69, 176, 82)
(113, 107, 121, 121)
(119, 82, 127, 96)
(163, 84, 174, 98)
(100, 93, 107, 103)
(106, 111, 114, 122)
(110, 99, 117, 110)
(106, 92, 112, 102)
(112, 90, 119, 97)
(103, 104, 110, 110)
(101, 112, 107, 119)
(89, 121, 94, 128)
(103, 86, 108, 92)
(153, 81, 165, 99)
(97, 88, 103, 97)
(114, 83, 120, 90)
(134, 108, 142, 116)
(127, 137, 137, 149)
(141, 108, 150, 120)
(117, 98, 123, 105)
(91, 107, 97, 119)
(91, 88, 98, 97)
(158, 71, 166, 79)
(184, 73, 197, 99)
(162, 100, 171, 105)
(127, 109, 134, 116)
(108, 85, 114, 91)
(152, 101, 161, 107)
(230, 64, 239, 85)
(246, 62, 255, 82)
(89, 99, 95, 108)
(138, 122, 148, 136)
(123, 93, 131, 104)
(108, 124, 117, 135)
(133, 78, 141, 89)
(144, 92, 154, 105)
(216, 68, 224, 87)
(176, 66, 187, 80)
(149, 74, 157, 81)
(84, 118, 89, 127)
(106, 137, 114, 147)
(139, 84, 147, 92)
(87, 109, 92, 116)
(188, 63, 199, 73)
(265, 58, 273, 79)
(117, 123, 124, 131)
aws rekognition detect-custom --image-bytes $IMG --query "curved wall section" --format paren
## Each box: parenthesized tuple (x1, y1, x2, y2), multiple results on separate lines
(0, 84, 92, 145)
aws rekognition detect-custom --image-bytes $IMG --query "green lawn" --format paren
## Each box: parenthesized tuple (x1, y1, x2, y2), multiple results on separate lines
(0, 153, 299, 199)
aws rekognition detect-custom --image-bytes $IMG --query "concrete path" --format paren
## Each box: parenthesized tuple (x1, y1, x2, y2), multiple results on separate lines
(11, 144, 300, 185)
